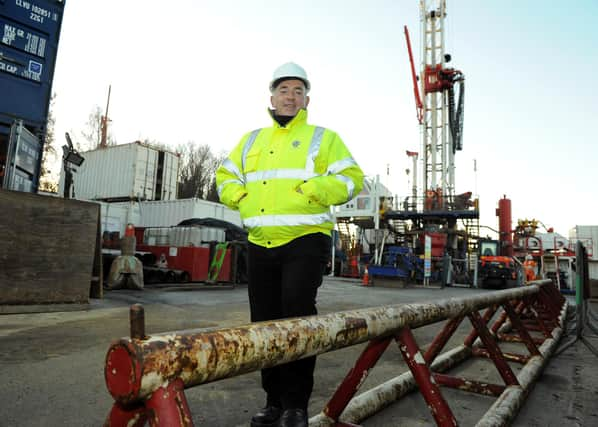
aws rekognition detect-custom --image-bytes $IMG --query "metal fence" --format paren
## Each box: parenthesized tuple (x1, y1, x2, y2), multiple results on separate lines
(103, 280, 566, 426)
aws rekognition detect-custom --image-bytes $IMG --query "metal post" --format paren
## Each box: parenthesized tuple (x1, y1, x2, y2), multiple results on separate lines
(130, 304, 146, 340)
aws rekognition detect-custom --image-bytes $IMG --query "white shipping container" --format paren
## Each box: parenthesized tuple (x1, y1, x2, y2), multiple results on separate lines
(569, 225, 598, 260)
(334, 176, 391, 219)
(95, 201, 142, 236)
(94, 198, 242, 237)
(137, 198, 242, 228)
(59, 142, 179, 201)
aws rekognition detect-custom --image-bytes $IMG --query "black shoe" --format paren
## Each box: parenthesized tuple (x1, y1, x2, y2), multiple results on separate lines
(278, 408, 308, 427)
(250, 405, 282, 427)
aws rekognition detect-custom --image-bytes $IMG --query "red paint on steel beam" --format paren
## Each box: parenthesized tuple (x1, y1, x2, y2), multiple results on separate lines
(471, 347, 530, 364)
(104, 402, 147, 427)
(397, 327, 457, 427)
(324, 337, 392, 420)
(523, 305, 552, 338)
(425, 315, 464, 364)
(433, 373, 505, 397)
(467, 311, 519, 386)
(537, 288, 560, 321)
(543, 283, 565, 306)
(532, 299, 558, 330)
(464, 306, 498, 347)
(144, 378, 193, 427)
(496, 332, 544, 345)
(488, 310, 509, 335)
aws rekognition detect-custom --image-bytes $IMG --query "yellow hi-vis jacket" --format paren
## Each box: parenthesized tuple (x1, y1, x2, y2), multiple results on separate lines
(216, 109, 364, 248)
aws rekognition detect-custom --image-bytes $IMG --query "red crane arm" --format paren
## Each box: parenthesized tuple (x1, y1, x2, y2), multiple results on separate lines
(404, 25, 423, 125)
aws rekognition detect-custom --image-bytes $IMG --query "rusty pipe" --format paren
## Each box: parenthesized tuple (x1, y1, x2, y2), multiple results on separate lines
(105, 283, 550, 404)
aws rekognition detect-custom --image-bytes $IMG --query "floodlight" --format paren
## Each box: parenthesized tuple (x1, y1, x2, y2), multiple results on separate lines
(65, 150, 85, 166)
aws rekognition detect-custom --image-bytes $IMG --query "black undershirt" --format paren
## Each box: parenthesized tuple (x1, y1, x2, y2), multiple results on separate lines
(273, 114, 294, 127)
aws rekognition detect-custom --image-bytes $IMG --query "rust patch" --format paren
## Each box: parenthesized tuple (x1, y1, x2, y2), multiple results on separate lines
(335, 317, 368, 343)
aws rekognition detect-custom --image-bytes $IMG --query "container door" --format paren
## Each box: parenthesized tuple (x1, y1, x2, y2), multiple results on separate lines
(2, 120, 40, 192)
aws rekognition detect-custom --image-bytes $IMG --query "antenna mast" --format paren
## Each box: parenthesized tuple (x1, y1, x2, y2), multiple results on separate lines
(100, 85, 111, 148)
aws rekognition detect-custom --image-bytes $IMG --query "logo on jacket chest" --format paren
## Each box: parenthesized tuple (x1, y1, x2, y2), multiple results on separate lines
(292, 140, 301, 148)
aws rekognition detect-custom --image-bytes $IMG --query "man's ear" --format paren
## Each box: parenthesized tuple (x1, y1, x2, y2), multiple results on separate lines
(270, 95, 274, 108)
(305, 95, 310, 108)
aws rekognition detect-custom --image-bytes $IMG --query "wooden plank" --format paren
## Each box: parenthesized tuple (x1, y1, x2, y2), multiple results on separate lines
(0, 189, 100, 309)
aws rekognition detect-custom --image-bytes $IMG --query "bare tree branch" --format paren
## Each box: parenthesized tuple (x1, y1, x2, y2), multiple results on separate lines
(177, 142, 222, 201)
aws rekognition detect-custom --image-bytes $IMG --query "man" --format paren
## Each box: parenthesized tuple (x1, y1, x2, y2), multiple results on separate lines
(216, 62, 364, 427)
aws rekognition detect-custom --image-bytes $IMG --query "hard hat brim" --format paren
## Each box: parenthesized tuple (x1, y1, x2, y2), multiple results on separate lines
(270, 77, 310, 93)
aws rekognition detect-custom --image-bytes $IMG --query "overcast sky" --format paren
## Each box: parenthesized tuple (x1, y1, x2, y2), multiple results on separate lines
(49, 0, 598, 236)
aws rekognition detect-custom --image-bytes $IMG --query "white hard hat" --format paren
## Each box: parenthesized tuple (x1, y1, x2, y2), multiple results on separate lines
(269, 62, 310, 93)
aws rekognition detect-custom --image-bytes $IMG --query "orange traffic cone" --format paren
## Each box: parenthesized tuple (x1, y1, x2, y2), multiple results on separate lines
(362, 265, 370, 286)
(125, 223, 135, 237)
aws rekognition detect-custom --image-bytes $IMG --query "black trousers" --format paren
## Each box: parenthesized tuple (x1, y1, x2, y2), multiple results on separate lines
(248, 232, 331, 410)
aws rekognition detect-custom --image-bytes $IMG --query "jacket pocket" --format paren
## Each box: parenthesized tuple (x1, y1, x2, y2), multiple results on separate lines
(243, 150, 261, 173)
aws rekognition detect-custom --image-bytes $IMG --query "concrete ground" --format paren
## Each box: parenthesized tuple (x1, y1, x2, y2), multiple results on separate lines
(1, 277, 597, 427)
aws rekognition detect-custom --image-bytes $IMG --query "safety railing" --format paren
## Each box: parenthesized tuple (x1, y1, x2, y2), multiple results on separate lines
(104, 280, 566, 426)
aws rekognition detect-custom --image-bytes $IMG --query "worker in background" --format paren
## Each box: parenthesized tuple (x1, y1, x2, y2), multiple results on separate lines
(523, 254, 537, 283)
(216, 62, 364, 427)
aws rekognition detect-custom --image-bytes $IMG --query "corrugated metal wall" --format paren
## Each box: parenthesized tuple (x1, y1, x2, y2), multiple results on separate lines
(138, 198, 241, 228)
(98, 198, 242, 235)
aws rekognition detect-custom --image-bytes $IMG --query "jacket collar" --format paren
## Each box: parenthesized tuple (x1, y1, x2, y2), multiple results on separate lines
(268, 108, 308, 129)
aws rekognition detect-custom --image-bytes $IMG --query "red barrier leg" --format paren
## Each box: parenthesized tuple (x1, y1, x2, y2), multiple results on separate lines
(324, 337, 392, 420)
(502, 303, 541, 357)
(468, 311, 519, 386)
(424, 315, 464, 364)
(145, 378, 194, 427)
(397, 327, 457, 427)
(464, 305, 498, 347)
(537, 288, 560, 326)
(104, 402, 147, 427)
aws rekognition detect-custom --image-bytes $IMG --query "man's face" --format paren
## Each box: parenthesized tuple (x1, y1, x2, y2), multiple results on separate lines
(270, 79, 310, 117)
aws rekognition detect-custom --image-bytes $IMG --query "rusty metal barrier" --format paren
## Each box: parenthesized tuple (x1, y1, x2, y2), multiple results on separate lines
(103, 280, 566, 426)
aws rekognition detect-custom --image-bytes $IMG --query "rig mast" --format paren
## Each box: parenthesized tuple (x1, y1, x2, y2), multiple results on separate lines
(411, 0, 464, 209)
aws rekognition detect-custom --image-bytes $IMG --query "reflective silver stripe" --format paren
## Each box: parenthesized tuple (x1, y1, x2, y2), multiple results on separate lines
(218, 179, 243, 196)
(246, 169, 317, 182)
(305, 126, 325, 173)
(335, 174, 355, 200)
(222, 159, 244, 183)
(327, 158, 357, 175)
(243, 212, 333, 228)
(241, 129, 262, 173)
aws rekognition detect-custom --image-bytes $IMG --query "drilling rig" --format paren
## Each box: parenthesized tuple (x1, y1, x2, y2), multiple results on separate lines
(367, 0, 478, 286)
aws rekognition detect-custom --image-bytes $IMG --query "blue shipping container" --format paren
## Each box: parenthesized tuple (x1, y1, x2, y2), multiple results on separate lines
(0, 0, 66, 191)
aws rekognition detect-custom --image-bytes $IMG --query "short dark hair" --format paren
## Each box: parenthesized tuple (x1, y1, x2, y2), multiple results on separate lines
(271, 77, 308, 91)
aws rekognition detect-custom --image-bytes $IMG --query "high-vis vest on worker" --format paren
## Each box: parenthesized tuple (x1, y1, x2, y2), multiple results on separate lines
(216, 109, 364, 248)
